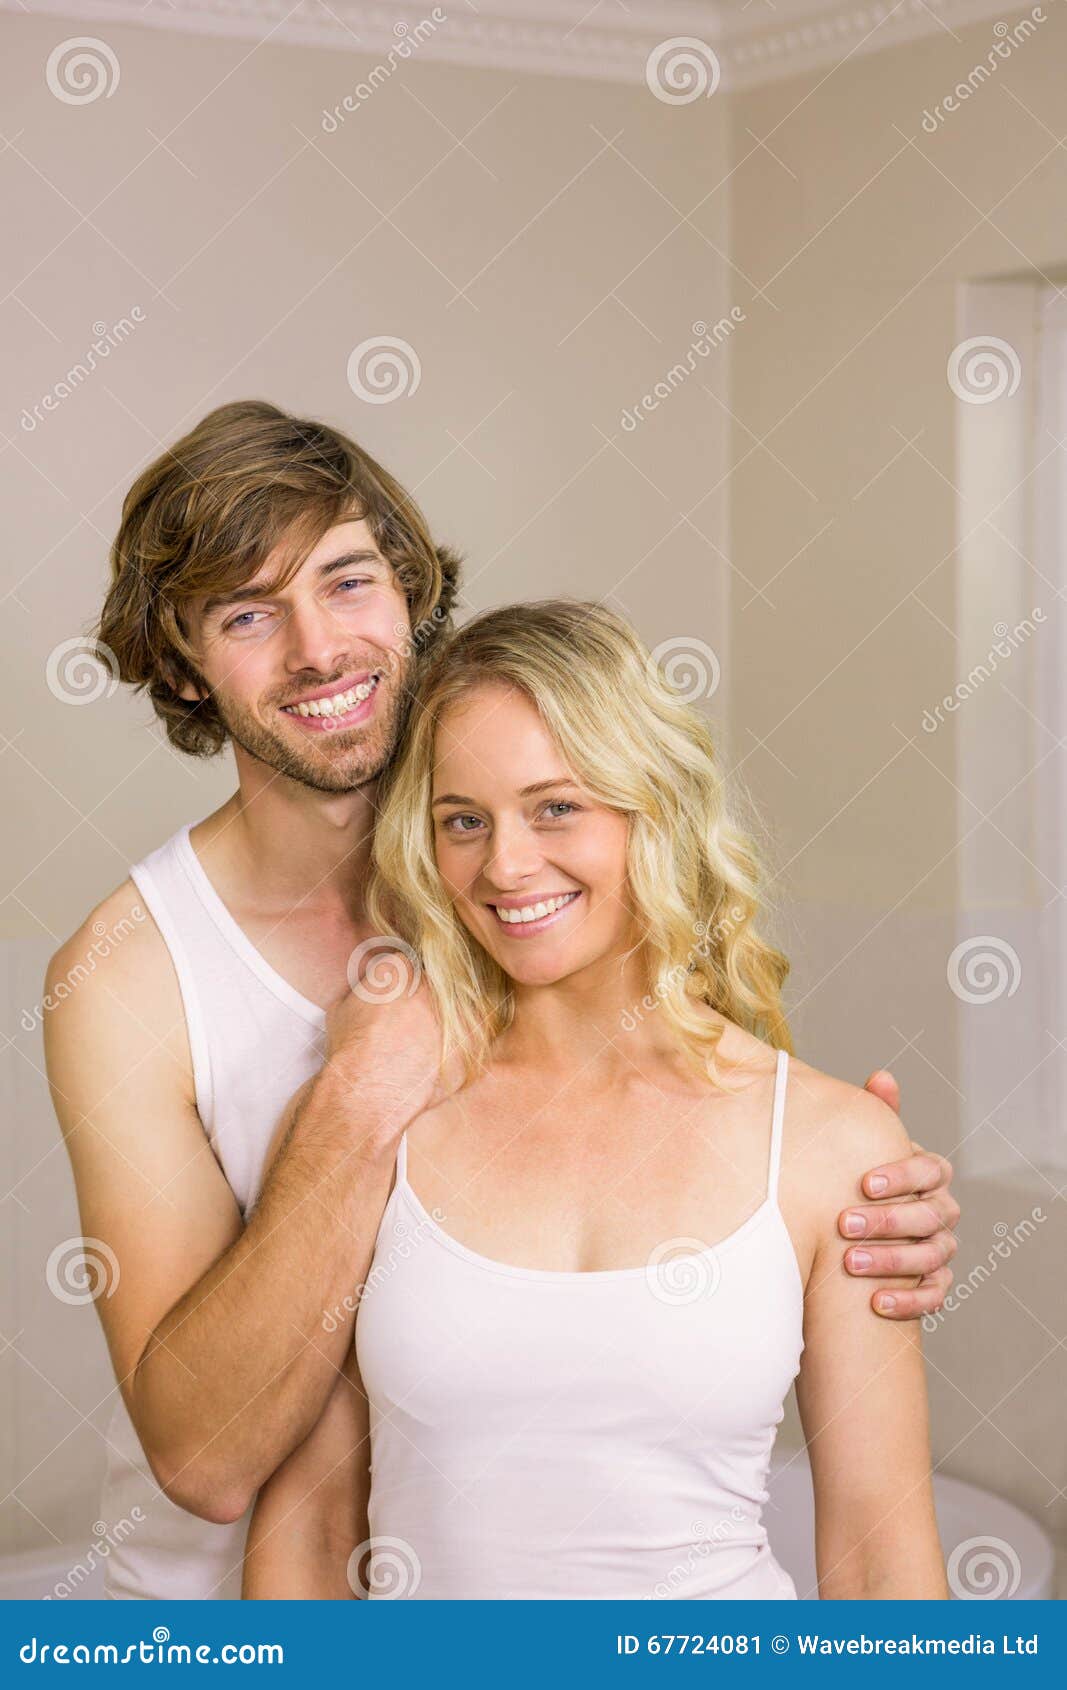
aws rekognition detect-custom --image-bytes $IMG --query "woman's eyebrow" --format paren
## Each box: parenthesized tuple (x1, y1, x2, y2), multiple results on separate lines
(518, 778, 579, 797)
(431, 779, 577, 807)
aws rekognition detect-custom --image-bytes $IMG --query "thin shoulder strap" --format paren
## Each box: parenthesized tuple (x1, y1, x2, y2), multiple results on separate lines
(395, 1129, 409, 1186)
(768, 1048, 789, 1204)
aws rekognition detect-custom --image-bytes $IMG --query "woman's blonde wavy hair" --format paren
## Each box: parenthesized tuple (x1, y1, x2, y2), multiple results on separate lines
(368, 599, 791, 1084)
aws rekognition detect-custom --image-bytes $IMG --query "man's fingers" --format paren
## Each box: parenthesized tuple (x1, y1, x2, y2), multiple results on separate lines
(845, 1123, 959, 1321)
(841, 1188, 960, 1241)
(844, 1230, 958, 1279)
(926, 1184, 961, 1231)
(839, 1196, 955, 1241)
(859, 1149, 952, 1201)
(863, 1068, 900, 1115)
(869, 1265, 954, 1321)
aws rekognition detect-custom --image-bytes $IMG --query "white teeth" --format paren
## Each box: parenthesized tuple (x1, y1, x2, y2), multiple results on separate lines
(283, 676, 379, 718)
(495, 892, 577, 925)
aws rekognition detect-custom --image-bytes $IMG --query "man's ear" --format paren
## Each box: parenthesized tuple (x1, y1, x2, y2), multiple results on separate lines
(164, 659, 206, 705)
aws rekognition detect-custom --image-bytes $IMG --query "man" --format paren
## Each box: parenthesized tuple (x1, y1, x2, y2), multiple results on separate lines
(45, 401, 959, 1600)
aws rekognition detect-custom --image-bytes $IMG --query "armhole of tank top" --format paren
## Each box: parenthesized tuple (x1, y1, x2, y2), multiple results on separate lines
(129, 859, 215, 1134)
(767, 1047, 789, 1207)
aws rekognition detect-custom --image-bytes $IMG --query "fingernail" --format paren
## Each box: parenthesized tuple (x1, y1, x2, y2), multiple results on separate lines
(867, 1174, 888, 1195)
(849, 1249, 873, 1271)
(875, 1293, 897, 1313)
(843, 1212, 867, 1236)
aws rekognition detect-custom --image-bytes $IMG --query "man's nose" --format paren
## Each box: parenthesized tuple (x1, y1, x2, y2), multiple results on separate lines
(281, 600, 350, 675)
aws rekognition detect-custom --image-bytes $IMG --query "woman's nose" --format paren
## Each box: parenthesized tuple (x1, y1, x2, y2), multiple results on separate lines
(483, 824, 543, 888)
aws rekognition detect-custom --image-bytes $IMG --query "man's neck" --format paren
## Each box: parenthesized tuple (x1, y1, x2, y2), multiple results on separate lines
(191, 750, 378, 921)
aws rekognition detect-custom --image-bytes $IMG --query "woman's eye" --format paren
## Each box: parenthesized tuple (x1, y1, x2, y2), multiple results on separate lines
(543, 801, 577, 820)
(444, 814, 484, 834)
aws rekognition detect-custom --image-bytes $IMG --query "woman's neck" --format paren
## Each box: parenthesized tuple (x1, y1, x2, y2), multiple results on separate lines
(500, 950, 690, 1081)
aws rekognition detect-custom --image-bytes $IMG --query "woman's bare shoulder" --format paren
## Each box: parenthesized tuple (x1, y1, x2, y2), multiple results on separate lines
(781, 1054, 911, 1202)
(690, 1012, 780, 1086)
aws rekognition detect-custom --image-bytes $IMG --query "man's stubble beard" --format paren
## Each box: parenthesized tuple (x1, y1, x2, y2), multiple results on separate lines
(214, 672, 408, 795)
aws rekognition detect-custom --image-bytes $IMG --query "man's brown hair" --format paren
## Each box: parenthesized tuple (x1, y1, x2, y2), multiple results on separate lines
(99, 399, 462, 755)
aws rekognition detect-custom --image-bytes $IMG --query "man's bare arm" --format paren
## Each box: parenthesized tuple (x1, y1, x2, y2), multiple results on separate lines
(45, 885, 437, 1524)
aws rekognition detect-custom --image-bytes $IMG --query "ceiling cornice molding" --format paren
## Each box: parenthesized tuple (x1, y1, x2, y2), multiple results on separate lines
(3, 0, 1048, 88)
(721, 0, 1048, 89)
(3, 0, 721, 84)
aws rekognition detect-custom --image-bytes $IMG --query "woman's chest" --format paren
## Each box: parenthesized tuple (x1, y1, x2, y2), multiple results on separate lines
(406, 1091, 775, 1276)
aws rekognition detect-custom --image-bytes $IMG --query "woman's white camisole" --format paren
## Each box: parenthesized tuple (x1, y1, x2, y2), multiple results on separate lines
(355, 1047, 805, 1600)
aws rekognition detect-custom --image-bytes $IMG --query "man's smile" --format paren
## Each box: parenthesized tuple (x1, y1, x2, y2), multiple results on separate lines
(278, 672, 381, 731)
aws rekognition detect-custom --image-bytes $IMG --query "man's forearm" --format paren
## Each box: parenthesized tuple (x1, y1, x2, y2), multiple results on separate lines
(130, 1061, 400, 1522)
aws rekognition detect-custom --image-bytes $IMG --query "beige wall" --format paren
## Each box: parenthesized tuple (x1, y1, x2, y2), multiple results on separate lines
(1, 11, 732, 1554)
(728, 9, 1067, 1558)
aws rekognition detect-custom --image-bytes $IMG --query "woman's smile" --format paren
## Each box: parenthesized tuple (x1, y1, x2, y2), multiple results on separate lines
(485, 889, 582, 935)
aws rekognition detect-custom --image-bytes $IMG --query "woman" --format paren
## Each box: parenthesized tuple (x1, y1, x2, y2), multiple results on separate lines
(243, 600, 947, 1601)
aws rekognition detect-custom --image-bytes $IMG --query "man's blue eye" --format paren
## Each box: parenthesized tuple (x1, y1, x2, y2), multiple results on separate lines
(228, 611, 257, 629)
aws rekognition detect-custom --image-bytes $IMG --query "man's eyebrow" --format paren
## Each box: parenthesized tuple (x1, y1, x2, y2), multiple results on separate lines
(202, 550, 384, 616)
(319, 549, 383, 575)
(431, 779, 577, 808)
(202, 581, 281, 616)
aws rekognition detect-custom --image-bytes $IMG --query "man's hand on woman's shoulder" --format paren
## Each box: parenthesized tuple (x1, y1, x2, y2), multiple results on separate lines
(839, 1067, 959, 1322)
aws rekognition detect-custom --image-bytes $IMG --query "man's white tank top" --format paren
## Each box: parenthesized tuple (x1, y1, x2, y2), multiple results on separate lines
(356, 1048, 804, 1600)
(100, 824, 326, 1599)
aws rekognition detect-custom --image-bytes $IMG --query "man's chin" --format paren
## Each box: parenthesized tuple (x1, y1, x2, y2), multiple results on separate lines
(274, 758, 377, 795)
(225, 721, 389, 795)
